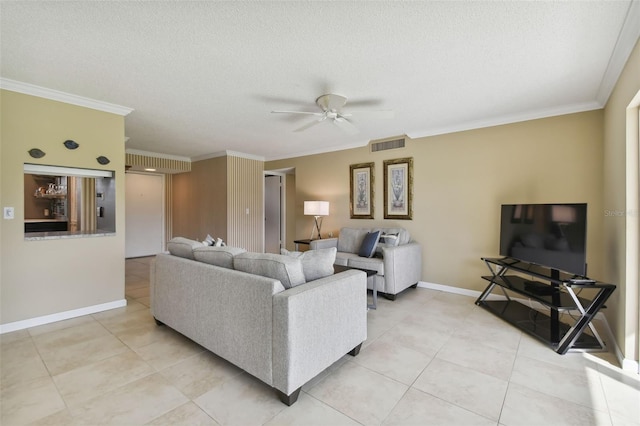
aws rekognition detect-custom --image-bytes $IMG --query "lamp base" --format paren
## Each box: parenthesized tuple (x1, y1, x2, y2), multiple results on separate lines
(310, 216, 323, 240)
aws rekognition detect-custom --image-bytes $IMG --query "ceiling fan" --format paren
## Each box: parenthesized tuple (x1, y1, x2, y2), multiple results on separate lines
(271, 94, 394, 135)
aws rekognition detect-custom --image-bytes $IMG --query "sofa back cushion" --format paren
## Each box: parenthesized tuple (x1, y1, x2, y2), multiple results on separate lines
(167, 237, 203, 260)
(282, 247, 337, 281)
(234, 252, 306, 289)
(337, 228, 371, 254)
(193, 246, 247, 269)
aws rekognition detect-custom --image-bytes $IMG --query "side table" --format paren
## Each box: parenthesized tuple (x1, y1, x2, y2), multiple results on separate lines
(293, 239, 312, 250)
(334, 264, 378, 310)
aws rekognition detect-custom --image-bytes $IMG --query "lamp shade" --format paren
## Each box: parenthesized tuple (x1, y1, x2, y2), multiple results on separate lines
(304, 201, 329, 216)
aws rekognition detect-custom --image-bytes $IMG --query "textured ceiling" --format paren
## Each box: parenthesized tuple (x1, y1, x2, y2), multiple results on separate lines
(1, 1, 639, 161)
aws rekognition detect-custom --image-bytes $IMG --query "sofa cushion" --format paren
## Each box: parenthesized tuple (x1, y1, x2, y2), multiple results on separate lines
(234, 252, 306, 289)
(282, 247, 337, 281)
(193, 246, 247, 269)
(335, 252, 359, 266)
(167, 237, 204, 260)
(347, 256, 384, 275)
(337, 228, 370, 254)
(358, 231, 381, 258)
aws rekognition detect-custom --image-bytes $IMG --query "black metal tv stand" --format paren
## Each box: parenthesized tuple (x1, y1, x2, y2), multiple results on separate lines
(475, 257, 616, 354)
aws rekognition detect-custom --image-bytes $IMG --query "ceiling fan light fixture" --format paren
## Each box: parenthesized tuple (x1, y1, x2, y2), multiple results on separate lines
(272, 93, 392, 135)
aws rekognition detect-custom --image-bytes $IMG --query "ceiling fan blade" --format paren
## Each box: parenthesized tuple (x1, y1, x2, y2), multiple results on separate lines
(294, 116, 327, 132)
(271, 110, 323, 116)
(347, 110, 395, 119)
(333, 117, 359, 135)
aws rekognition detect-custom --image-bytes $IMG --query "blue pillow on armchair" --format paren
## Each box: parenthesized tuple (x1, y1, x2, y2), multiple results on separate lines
(358, 231, 381, 258)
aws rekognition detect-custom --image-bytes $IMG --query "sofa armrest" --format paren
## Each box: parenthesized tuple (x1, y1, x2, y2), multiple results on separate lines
(272, 269, 367, 395)
(309, 238, 338, 250)
(382, 242, 422, 294)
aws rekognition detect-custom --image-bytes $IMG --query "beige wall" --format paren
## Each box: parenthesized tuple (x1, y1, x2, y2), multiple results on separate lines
(171, 154, 264, 251)
(172, 156, 227, 241)
(603, 39, 640, 364)
(1, 90, 126, 325)
(267, 110, 605, 293)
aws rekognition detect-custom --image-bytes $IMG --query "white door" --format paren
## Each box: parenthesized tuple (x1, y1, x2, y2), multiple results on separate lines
(264, 175, 282, 253)
(125, 173, 164, 258)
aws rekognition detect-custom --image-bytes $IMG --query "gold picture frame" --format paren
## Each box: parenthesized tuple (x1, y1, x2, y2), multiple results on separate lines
(350, 162, 374, 219)
(383, 157, 413, 220)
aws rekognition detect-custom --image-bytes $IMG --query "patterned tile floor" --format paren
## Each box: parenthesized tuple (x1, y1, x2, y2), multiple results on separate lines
(1, 256, 638, 425)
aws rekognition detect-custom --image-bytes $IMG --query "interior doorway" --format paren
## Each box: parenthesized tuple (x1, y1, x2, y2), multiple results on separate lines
(264, 174, 283, 253)
(125, 172, 164, 258)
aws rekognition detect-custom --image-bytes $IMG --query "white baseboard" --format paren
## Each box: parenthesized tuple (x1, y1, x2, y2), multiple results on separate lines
(417, 281, 639, 374)
(0, 299, 127, 334)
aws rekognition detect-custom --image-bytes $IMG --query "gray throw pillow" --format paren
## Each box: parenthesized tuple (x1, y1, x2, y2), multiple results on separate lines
(234, 252, 306, 289)
(282, 247, 337, 281)
(193, 246, 247, 269)
(358, 231, 381, 258)
(375, 231, 400, 256)
(379, 232, 400, 246)
(167, 237, 204, 260)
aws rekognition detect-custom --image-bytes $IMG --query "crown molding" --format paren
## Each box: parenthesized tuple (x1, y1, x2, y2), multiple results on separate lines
(596, 0, 640, 105)
(0, 78, 133, 116)
(190, 151, 228, 162)
(265, 140, 369, 162)
(125, 148, 191, 162)
(407, 101, 603, 140)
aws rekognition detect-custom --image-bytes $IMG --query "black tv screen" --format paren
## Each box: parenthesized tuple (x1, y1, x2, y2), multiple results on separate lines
(499, 203, 588, 276)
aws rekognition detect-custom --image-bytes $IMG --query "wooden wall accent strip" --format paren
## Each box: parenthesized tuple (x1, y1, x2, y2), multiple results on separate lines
(164, 174, 172, 245)
(80, 177, 97, 231)
(125, 153, 191, 173)
(226, 155, 264, 252)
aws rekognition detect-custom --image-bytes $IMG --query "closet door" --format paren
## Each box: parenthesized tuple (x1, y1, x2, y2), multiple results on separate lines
(264, 174, 282, 253)
(125, 172, 163, 258)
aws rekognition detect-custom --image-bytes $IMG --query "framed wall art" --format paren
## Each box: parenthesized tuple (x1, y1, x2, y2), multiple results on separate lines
(383, 157, 413, 220)
(350, 162, 374, 219)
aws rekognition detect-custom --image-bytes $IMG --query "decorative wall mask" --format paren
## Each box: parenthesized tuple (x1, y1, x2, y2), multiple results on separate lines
(96, 156, 110, 165)
(28, 148, 46, 158)
(63, 140, 79, 150)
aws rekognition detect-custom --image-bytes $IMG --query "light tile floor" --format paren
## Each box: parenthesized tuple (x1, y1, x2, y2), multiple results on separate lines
(1, 256, 639, 425)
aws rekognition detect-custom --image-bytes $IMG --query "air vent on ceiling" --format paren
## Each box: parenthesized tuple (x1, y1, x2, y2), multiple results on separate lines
(370, 138, 405, 152)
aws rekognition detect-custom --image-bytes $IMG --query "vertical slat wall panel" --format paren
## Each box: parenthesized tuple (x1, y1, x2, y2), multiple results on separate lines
(226, 155, 264, 252)
(67, 177, 78, 232)
(81, 177, 97, 231)
(164, 174, 172, 245)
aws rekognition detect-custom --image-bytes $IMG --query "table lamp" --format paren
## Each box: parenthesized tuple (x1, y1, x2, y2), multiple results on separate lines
(304, 201, 329, 240)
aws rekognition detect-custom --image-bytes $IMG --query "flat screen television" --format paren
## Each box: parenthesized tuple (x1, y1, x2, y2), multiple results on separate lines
(499, 203, 588, 276)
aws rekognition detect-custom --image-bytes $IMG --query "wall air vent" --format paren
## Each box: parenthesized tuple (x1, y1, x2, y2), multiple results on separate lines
(370, 138, 405, 153)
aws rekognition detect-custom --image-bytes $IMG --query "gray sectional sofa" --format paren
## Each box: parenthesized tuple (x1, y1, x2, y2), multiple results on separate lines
(150, 238, 367, 405)
(310, 227, 422, 299)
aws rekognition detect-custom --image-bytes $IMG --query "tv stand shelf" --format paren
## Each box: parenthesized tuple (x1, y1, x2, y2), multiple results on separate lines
(476, 257, 616, 354)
